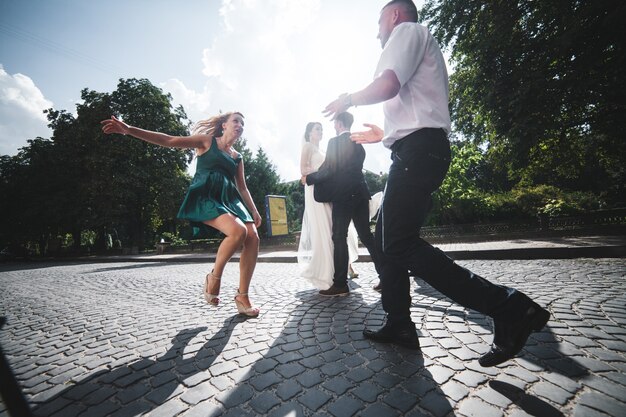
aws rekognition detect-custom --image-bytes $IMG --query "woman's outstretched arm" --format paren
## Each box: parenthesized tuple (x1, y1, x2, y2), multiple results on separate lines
(101, 116, 211, 149)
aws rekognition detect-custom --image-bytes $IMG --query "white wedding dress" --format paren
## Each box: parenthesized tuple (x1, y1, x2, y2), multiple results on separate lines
(298, 143, 359, 289)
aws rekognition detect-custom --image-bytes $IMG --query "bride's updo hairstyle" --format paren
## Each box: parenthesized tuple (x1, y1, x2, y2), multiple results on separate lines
(303, 122, 320, 142)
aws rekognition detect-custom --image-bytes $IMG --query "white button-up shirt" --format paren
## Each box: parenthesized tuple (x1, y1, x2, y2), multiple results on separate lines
(375, 22, 451, 148)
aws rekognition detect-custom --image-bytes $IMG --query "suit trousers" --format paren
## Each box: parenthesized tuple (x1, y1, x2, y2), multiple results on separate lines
(376, 128, 533, 330)
(332, 194, 379, 287)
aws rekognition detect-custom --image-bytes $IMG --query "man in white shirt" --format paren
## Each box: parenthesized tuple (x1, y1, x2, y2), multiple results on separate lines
(323, 0, 550, 367)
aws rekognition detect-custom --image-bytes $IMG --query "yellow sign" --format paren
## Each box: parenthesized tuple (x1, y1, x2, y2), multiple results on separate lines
(264, 195, 288, 236)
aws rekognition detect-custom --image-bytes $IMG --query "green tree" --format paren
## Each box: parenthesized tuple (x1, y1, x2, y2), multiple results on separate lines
(1, 78, 193, 253)
(0, 138, 64, 254)
(243, 146, 282, 236)
(430, 141, 491, 224)
(278, 180, 304, 232)
(364, 170, 387, 194)
(421, 0, 626, 201)
(105, 79, 192, 248)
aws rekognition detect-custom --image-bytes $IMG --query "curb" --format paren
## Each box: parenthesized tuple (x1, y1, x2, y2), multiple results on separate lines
(26, 245, 625, 264)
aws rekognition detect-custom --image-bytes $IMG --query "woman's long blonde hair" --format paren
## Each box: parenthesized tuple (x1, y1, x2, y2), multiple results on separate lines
(192, 111, 244, 137)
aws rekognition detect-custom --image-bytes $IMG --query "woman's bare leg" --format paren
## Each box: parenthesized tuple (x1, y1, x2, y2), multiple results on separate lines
(203, 214, 247, 296)
(235, 223, 260, 308)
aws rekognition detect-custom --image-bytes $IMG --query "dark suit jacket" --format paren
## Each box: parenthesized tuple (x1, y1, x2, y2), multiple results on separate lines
(306, 132, 370, 202)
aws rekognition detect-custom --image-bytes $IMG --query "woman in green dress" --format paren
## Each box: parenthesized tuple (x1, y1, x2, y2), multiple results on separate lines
(101, 111, 261, 317)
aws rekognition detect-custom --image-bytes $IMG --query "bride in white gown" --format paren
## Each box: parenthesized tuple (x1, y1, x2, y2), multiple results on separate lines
(298, 122, 359, 289)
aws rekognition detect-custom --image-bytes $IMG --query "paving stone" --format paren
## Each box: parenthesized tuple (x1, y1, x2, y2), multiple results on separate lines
(48, 402, 87, 417)
(216, 384, 254, 409)
(116, 381, 151, 404)
(457, 397, 503, 417)
(383, 387, 419, 412)
(404, 376, 438, 397)
(28, 384, 67, 403)
(360, 402, 401, 417)
(249, 391, 282, 414)
(373, 371, 404, 389)
(209, 375, 232, 391)
(531, 381, 575, 406)
(249, 371, 282, 391)
(148, 398, 188, 417)
(448, 345, 481, 361)
(544, 358, 589, 378)
(326, 396, 363, 417)
(299, 355, 325, 369)
(320, 362, 348, 377)
(30, 396, 73, 417)
(577, 391, 626, 416)
(297, 388, 332, 411)
(180, 382, 217, 405)
(352, 381, 384, 403)
(440, 379, 470, 402)
(419, 389, 455, 416)
(81, 385, 118, 406)
(150, 370, 177, 388)
(427, 364, 456, 384)
(276, 380, 303, 401)
(145, 381, 184, 405)
(182, 370, 212, 388)
(79, 399, 120, 417)
(454, 370, 488, 388)
(209, 361, 238, 377)
(475, 385, 513, 408)
(267, 402, 306, 417)
(275, 362, 305, 378)
(108, 400, 151, 417)
(582, 375, 626, 402)
(540, 371, 580, 393)
(253, 358, 278, 373)
(345, 367, 374, 383)
(322, 376, 353, 395)
(572, 404, 613, 417)
(295, 369, 324, 388)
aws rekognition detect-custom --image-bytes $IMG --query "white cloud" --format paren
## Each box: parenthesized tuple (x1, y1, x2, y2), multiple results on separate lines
(163, 0, 391, 182)
(0, 65, 53, 156)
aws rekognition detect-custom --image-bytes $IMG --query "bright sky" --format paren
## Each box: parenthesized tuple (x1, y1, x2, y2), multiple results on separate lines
(0, 0, 426, 181)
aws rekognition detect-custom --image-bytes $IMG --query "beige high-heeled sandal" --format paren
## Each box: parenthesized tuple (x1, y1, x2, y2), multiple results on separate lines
(234, 290, 260, 317)
(203, 271, 221, 306)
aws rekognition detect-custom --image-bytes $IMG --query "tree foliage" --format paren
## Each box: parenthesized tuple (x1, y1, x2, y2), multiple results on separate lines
(421, 0, 626, 201)
(1, 79, 192, 253)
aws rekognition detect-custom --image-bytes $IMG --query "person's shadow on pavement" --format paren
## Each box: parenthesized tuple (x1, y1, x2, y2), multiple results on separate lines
(411, 276, 590, 381)
(489, 380, 565, 417)
(1, 317, 35, 417)
(30, 316, 243, 417)
(209, 286, 455, 417)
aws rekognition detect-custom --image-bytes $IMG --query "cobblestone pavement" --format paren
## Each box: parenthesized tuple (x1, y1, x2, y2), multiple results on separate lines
(1, 259, 625, 417)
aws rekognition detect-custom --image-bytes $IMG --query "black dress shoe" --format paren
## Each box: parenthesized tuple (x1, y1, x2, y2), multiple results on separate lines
(319, 285, 350, 297)
(479, 305, 550, 367)
(363, 326, 420, 350)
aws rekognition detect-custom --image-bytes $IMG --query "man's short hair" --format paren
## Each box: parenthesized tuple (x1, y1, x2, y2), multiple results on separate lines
(335, 112, 354, 130)
(383, 0, 418, 22)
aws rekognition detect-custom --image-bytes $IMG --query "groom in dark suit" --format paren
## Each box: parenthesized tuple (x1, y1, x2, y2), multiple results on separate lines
(305, 112, 380, 296)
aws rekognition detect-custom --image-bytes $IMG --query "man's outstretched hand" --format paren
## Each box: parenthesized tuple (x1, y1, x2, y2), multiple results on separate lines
(322, 93, 351, 120)
(351, 123, 383, 144)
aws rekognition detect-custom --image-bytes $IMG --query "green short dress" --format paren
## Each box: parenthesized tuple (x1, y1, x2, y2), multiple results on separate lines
(177, 137, 253, 237)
